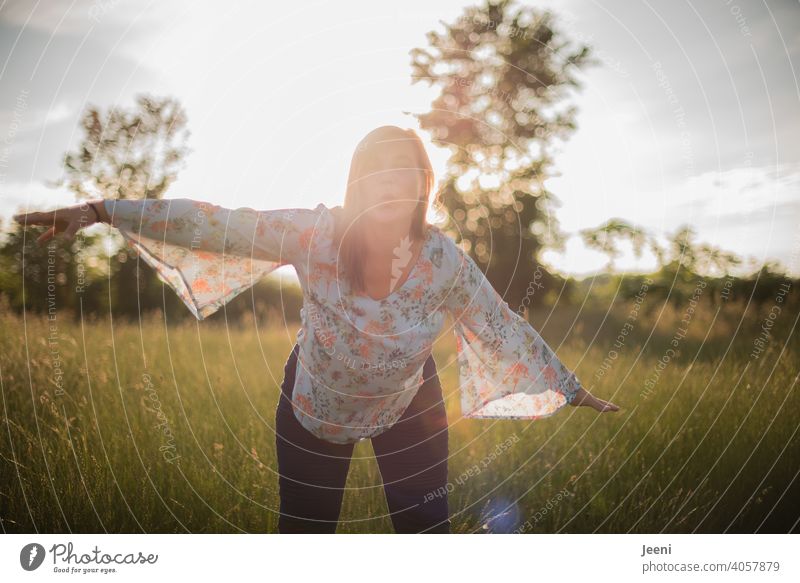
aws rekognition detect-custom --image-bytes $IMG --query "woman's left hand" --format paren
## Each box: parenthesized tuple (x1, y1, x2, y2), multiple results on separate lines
(568, 387, 620, 412)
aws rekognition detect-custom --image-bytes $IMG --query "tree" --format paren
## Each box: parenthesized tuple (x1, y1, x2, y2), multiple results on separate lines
(0, 220, 110, 319)
(50, 94, 191, 319)
(410, 0, 598, 309)
(579, 218, 649, 271)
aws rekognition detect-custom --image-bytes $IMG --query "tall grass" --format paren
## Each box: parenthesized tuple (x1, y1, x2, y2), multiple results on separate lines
(1, 297, 797, 533)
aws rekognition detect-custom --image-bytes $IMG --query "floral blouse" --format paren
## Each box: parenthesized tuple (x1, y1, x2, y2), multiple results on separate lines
(104, 198, 583, 444)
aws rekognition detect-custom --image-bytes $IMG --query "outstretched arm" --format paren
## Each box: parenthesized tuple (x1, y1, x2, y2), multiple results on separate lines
(15, 197, 330, 320)
(102, 197, 314, 263)
(13, 199, 108, 243)
(14, 197, 314, 263)
(569, 386, 619, 412)
(442, 239, 619, 418)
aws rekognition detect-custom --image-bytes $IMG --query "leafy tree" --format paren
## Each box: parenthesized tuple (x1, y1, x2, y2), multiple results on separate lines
(49, 94, 191, 320)
(0, 217, 110, 320)
(410, 0, 598, 308)
(580, 218, 650, 271)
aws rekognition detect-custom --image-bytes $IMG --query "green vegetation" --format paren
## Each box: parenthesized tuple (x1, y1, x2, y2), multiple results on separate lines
(2, 292, 796, 533)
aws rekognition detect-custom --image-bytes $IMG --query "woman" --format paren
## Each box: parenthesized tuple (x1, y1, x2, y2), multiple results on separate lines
(14, 125, 619, 534)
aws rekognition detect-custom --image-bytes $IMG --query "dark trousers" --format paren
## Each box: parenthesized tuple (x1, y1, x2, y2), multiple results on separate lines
(275, 344, 451, 533)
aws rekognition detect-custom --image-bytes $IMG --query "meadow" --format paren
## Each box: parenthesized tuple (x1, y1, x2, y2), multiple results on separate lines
(1, 295, 798, 533)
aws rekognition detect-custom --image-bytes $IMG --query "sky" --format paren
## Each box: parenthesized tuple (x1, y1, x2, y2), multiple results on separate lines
(1, 0, 798, 278)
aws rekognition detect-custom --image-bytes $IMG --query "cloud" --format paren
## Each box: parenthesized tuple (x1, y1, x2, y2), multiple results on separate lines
(0, 180, 77, 232)
(1, 0, 101, 36)
(668, 161, 800, 217)
(0, 101, 73, 135)
(0, 0, 169, 35)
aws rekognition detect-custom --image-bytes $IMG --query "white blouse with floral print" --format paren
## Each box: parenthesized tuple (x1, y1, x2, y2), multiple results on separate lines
(104, 198, 583, 444)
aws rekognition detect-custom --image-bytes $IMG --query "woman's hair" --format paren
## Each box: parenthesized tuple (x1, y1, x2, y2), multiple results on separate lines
(333, 125, 436, 294)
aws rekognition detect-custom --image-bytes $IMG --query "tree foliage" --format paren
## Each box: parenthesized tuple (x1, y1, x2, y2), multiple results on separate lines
(54, 94, 191, 320)
(410, 0, 598, 308)
(53, 94, 190, 201)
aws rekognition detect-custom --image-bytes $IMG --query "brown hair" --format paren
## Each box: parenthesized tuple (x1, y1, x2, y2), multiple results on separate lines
(332, 125, 436, 294)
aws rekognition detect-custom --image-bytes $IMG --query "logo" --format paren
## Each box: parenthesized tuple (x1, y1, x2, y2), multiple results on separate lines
(390, 235, 414, 292)
(20, 543, 46, 571)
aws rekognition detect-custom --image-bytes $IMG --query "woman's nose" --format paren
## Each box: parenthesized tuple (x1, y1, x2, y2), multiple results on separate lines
(380, 171, 396, 186)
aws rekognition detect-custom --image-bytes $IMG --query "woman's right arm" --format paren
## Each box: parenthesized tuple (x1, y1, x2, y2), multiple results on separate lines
(14, 197, 323, 264)
(103, 198, 330, 320)
(102, 197, 322, 264)
(15, 197, 331, 320)
(13, 199, 108, 244)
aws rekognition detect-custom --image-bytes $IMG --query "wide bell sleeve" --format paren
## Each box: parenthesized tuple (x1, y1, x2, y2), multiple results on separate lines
(443, 241, 583, 419)
(103, 198, 327, 320)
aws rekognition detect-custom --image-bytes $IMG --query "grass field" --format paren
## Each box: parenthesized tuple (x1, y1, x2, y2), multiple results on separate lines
(1, 297, 798, 533)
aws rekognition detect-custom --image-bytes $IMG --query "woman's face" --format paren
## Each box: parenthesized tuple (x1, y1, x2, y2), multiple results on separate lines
(358, 138, 423, 226)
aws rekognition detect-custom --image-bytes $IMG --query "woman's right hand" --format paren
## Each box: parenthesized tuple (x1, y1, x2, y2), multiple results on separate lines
(12, 200, 107, 245)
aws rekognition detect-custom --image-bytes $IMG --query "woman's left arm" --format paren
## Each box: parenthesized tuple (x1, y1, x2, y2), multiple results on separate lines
(443, 240, 619, 418)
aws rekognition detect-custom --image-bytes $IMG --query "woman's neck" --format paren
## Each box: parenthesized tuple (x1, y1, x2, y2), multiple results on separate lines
(362, 217, 416, 260)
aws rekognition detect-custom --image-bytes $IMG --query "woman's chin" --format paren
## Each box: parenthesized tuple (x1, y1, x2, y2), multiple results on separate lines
(365, 204, 411, 224)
